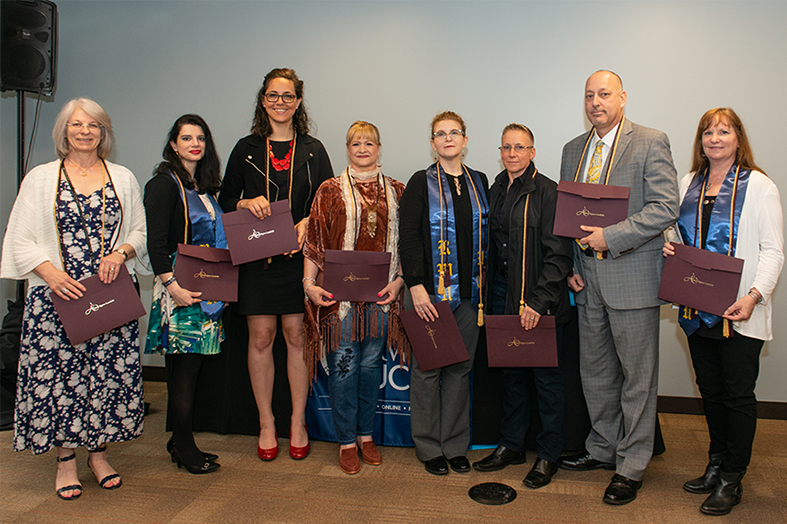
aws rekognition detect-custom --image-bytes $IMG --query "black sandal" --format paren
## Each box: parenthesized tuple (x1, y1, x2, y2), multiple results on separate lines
(56, 453, 83, 500)
(87, 446, 122, 490)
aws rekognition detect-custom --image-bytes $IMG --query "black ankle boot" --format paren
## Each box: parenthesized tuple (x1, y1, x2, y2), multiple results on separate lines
(683, 453, 723, 494)
(700, 470, 744, 516)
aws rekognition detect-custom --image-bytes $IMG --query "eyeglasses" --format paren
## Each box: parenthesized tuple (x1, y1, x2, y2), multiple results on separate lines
(433, 130, 464, 140)
(264, 93, 297, 103)
(499, 145, 533, 153)
(67, 122, 103, 131)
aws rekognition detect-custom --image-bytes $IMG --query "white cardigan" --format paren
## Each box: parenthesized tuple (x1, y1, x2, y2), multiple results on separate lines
(676, 170, 783, 341)
(1, 159, 150, 292)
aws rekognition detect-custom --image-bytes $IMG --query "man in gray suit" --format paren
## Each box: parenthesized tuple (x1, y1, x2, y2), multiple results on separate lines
(557, 70, 679, 505)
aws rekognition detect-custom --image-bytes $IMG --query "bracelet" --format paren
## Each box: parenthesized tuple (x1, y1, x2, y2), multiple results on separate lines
(163, 276, 177, 287)
(395, 274, 404, 281)
(748, 289, 763, 304)
(302, 276, 316, 284)
(304, 281, 316, 293)
(115, 248, 128, 261)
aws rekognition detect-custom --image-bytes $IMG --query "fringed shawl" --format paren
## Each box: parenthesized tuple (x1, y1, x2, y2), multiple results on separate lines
(303, 171, 410, 380)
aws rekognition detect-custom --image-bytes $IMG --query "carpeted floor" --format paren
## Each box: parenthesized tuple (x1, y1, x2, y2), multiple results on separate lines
(1, 381, 786, 524)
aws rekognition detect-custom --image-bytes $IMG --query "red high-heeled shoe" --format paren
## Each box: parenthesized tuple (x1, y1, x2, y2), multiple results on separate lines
(290, 426, 310, 460)
(257, 431, 278, 461)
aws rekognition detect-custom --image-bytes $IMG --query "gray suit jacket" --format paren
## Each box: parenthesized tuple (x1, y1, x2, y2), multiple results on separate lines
(560, 119, 679, 310)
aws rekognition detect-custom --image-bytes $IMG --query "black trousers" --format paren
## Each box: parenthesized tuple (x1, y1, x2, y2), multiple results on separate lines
(688, 331, 763, 473)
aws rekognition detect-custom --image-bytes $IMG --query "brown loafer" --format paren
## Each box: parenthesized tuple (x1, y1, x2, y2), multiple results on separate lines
(340, 447, 361, 475)
(359, 441, 382, 466)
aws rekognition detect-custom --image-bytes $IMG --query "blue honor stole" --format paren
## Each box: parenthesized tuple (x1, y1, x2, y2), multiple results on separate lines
(171, 173, 228, 321)
(425, 163, 489, 314)
(677, 165, 749, 336)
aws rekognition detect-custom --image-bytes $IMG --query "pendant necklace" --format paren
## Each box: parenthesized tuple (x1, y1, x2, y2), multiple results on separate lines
(350, 170, 381, 237)
(68, 157, 99, 176)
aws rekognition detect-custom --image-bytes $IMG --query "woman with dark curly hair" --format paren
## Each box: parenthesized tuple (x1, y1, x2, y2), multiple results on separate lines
(145, 114, 225, 474)
(219, 68, 333, 461)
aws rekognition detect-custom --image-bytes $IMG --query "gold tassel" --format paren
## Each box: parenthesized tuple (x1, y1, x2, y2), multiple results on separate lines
(437, 272, 445, 296)
(477, 303, 484, 327)
(723, 319, 731, 338)
(596, 251, 603, 260)
(519, 301, 525, 316)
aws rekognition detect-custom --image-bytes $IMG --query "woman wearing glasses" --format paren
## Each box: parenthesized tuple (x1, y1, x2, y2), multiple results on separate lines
(220, 68, 333, 461)
(1, 98, 148, 499)
(472, 124, 573, 489)
(399, 111, 489, 475)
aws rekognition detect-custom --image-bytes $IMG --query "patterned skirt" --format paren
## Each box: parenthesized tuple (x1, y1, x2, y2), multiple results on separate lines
(145, 276, 224, 355)
(15, 285, 144, 454)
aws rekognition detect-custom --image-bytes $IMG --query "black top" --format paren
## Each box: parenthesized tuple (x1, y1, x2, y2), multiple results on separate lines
(697, 196, 725, 339)
(144, 173, 193, 276)
(219, 133, 334, 222)
(486, 164, 573, 324)
(399, 168, 489, 300)
(490, 172, 526, 276)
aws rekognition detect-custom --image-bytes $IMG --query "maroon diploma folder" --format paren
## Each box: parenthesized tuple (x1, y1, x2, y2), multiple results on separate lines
(174, 244, 238, 303)
(222, 200, 300, 265)
(399, 301, 469, 372)
(553, 180, 630, 239)
(322, 250, 391, 303)
(485, 315, 557, 368)
(50, 265, 146, 346)
(657, 242, 744, 316)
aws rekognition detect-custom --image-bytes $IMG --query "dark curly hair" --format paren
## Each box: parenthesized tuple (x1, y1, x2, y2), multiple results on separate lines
(251, 68, 311, 138)
(155, 114, 222, 195)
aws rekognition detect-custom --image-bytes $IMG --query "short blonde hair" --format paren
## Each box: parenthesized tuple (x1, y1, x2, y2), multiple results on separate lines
(430, 111, 466, 137)
(52, 98, 114, 159)
(346, 120, 381, 146)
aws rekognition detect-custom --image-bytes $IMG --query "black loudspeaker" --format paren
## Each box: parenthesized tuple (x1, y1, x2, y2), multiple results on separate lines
(1, 0, 58, 95)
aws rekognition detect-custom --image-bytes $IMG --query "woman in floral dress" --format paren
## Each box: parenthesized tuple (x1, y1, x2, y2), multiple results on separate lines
(1, 98, 148, 500)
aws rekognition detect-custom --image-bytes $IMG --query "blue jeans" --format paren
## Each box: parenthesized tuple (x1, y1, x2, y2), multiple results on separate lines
(491, 275, 565, 462)
(327, 306, 388, 445)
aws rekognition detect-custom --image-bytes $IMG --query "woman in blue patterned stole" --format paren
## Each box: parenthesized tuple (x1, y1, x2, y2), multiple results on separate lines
(664, 108, 783, 515)
(399, 111, 489, 475)
(145, 115, 226, 474)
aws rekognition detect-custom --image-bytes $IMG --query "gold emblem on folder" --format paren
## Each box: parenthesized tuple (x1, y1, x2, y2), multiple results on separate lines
(425, 325, 438, 348)
(507, 337, 535, 347)
(576, 206, 605, 217)
(194, 269, 220, 279)
(343, 272, 369, 282)
(683, 273, 714, 287)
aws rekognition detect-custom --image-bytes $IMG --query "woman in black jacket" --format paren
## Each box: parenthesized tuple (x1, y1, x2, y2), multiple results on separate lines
(471, 124, 573, 489)
(219, 68, 333, 461)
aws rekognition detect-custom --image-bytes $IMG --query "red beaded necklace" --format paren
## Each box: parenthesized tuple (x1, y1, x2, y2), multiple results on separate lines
(268, 139, 293, 171)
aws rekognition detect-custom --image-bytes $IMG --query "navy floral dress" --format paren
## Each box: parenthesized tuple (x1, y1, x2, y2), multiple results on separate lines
(14, 178, 144, 454)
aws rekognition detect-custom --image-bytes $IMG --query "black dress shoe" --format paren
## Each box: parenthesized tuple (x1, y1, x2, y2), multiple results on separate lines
(683, 454, 723, 494)
(603, 474, 642, 505)
(473, 445, 526, 472)
(447, 456, 471, 473)
(559, 450, 615, 471)
(424, 456, 449, 476)
(523, 458, 559, 489)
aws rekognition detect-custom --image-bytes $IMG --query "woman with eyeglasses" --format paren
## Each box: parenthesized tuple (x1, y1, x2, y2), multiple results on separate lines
(220, 68, 333, 461)
(471, 124, 573, 489)
(1, 98, 148, 499)
(399, 111, 489, 476)
(144, 114, 225, 475)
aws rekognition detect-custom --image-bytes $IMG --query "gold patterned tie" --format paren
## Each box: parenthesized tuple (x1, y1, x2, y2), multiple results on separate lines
(577, 139, 606, 256)
(586, 140, 604, 184)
